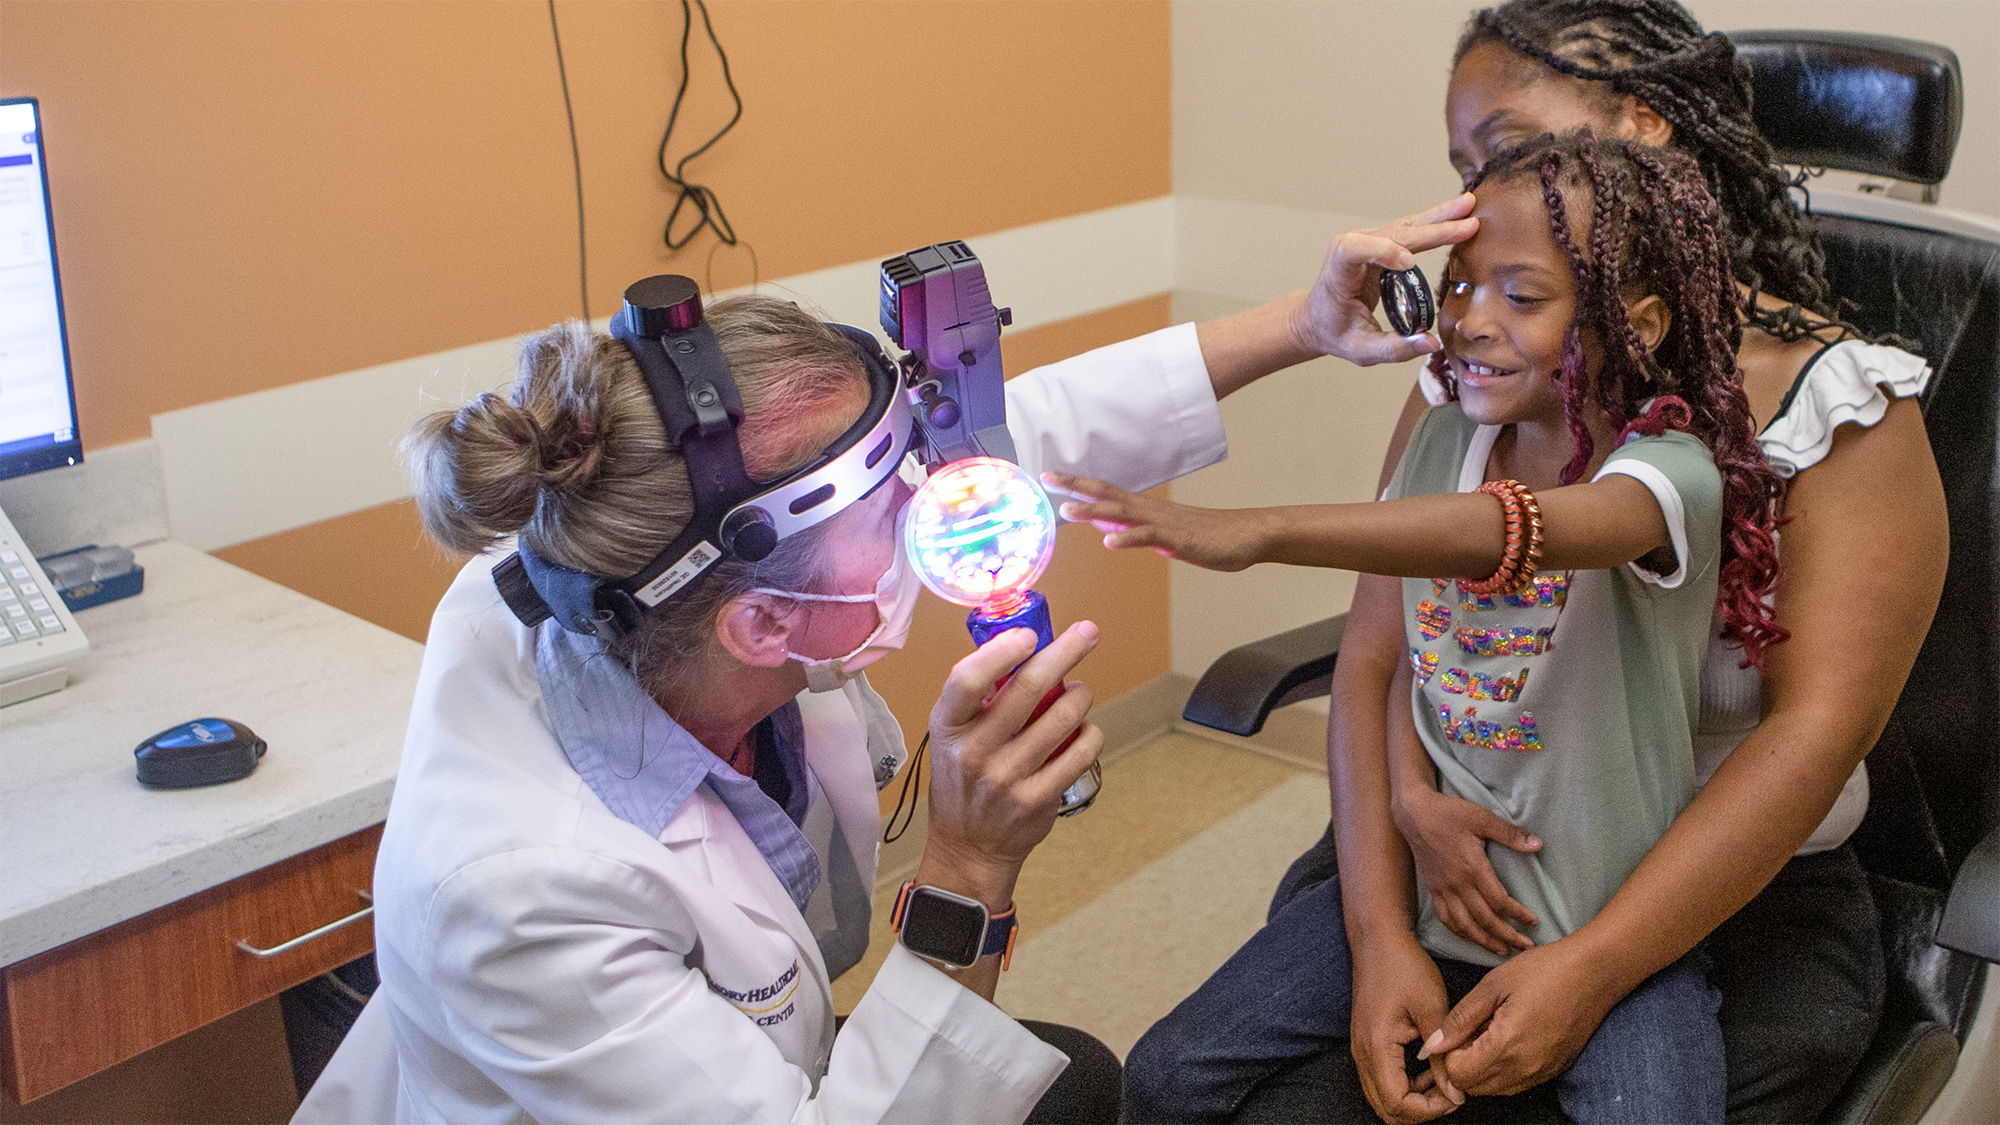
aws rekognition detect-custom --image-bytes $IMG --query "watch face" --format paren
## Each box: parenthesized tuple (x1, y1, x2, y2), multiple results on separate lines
(902, 887, 987, 967)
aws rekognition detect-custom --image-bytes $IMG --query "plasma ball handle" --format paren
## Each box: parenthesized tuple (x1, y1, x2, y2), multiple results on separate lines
(966, 590, 1101, 816)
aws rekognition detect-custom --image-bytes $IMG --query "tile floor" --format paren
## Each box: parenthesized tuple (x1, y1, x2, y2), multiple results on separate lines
(833, 720, 1332, 1058)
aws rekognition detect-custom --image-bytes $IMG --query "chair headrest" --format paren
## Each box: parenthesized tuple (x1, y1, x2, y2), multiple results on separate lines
(1729, 31, 1962, 185)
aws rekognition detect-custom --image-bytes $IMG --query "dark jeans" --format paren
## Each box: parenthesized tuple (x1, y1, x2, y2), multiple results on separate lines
(280, 953, 380, 1100)
(1123, 836, 1722, 1124)
(1708, 845, 1885, 1122)
(1125, 825, 1880, 1124)
(1024, 1019, 1125, 1124)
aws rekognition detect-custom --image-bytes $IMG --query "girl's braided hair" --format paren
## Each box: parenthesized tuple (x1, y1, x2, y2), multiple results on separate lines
(1428, 130, 1788, 664)
(1456, 0, 1844, 341)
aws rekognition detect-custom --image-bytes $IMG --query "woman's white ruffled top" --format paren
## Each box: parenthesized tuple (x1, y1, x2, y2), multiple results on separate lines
(1757, 339, 1932, 477)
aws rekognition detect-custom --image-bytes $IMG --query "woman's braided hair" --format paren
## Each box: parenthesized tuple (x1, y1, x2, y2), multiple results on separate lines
(1428, 130, 1788, 664)
(1456, 0, 1843, 340)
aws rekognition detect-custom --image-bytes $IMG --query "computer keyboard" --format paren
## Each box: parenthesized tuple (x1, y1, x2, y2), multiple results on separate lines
(0, 504, 89, 707)
(2, 552, 65, 639)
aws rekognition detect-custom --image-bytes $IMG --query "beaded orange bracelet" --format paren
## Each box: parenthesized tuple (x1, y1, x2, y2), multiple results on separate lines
(1460, 479, 1544, 598)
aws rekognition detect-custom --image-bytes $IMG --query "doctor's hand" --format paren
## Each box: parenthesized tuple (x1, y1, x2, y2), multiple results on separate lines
(919, 621, 1104, 912)
(1294, 193, 1478, 367)
(1045, 472, 1270, 572)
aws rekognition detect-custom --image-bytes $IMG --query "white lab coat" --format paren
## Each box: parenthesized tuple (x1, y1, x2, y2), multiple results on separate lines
(297, 324, 1225, 1124)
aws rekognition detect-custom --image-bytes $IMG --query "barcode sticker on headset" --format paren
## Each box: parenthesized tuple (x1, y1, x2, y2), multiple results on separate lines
(634, 541, 722, 607)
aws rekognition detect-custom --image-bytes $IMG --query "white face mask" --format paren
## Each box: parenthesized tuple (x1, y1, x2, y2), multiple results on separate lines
(752, 531, 920, 693)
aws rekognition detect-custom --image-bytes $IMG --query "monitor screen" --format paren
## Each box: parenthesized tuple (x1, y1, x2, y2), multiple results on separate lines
(0, 97, 80, 482)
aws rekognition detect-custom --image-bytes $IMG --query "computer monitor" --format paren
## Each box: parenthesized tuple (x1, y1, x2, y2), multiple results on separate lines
(0, 97, 80, 482)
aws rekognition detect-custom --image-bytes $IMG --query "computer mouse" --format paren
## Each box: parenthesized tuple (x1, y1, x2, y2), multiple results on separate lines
(134, 718, 266, 789)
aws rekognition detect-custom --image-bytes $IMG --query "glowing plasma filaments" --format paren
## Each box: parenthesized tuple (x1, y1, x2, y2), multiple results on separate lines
(903, 456, 1058, 612)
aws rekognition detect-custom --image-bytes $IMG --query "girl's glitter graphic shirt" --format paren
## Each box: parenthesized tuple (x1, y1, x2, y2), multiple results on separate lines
(1387, 404, 1724, 966)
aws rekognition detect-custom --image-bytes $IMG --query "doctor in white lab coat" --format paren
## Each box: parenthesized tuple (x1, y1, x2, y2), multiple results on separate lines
(297, 199, 1476, 1125)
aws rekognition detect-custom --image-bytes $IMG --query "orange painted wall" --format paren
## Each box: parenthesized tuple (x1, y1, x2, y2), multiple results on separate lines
(0, 0, 1170, 450)
(9, 0, 1174, 835)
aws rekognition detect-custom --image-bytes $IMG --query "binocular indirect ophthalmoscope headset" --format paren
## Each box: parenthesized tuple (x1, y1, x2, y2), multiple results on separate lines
(494, 242, 1014, 642)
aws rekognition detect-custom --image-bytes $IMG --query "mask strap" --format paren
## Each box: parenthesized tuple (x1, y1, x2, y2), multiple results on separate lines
(747, 588, 876, 604)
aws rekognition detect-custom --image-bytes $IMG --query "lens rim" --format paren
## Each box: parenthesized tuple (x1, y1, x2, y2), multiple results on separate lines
(1378, 266, 1434, 337)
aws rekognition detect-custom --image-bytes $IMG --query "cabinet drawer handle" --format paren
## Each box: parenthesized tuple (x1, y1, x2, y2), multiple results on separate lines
(235, 892, 374, 959)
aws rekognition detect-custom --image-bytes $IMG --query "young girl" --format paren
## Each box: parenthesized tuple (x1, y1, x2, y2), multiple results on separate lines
(1057, 130, 1785, 1122)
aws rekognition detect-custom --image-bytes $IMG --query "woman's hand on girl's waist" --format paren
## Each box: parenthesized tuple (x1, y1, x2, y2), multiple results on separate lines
(1394, 785, 1542, 956)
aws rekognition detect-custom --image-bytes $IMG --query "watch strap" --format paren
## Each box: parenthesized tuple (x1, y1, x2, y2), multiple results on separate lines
(892, 880, 1019, 970)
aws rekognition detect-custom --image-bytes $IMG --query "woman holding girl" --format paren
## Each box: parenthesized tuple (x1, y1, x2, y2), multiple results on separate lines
(1066, 128, 1775, 1123)
(1119, 2, 1946, 1121)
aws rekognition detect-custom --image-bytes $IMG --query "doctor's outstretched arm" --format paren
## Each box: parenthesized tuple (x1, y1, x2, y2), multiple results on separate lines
(1196, 192, 1475, 398)
(1004, 194, 1477, 495)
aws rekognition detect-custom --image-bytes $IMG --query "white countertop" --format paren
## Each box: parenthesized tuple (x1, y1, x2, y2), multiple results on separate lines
(0, 541, 422, 965)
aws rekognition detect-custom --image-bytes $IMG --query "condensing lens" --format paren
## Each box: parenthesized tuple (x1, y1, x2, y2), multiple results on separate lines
(1379, 266, 1434, 337)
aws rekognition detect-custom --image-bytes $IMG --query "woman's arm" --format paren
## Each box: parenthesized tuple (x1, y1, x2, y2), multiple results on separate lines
(1377, 384, 1431, 497)
(1429, 400, 1948, 1093)
(1332, 574, 1461, 1123)
(1047, 471, 1672, 578)
(1389, 681, 1544, 957)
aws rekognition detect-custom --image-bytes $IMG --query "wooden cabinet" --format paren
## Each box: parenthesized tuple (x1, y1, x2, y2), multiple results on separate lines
(0, 825, 381, 1104)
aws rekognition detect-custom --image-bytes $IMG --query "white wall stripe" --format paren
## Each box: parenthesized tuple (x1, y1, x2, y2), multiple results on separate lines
(153, 336, 527, 551)
(738, 196, 1177, 334)
(151, 197, 1176, 551)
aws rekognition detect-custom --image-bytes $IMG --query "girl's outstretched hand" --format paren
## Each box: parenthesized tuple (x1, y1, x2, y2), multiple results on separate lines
(1043, 472, 1270, 572)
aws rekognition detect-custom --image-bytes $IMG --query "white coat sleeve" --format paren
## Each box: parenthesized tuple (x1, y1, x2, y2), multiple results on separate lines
(830, 946, 1069, 1121)
(418, 848, 1063, 1125)
(1005, 322, 1227, 490)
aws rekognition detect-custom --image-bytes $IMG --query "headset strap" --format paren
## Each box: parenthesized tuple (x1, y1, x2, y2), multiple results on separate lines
(491, 553, 552, 627)
(489, 286, 907, 639)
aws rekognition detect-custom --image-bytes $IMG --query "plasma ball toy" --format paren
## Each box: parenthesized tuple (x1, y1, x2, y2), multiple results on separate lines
(902, 456, 1099, 816)
(904, 457, 1057, 619)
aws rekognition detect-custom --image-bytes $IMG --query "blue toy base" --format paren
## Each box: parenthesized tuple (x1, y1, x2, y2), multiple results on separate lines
(966, 589, 1054, 652)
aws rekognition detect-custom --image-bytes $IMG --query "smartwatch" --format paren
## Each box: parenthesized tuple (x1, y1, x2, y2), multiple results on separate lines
(891, 881, 1019, 971)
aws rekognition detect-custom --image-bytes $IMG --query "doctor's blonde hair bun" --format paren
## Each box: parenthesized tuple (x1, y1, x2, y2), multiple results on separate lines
(406, 297, 869, 581)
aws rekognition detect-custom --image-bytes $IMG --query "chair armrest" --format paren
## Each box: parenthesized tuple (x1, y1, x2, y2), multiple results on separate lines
(1938, 823, 2000, 962)
(1821, 1013, 1960, 1124)
(1181, 614, 1345, 737)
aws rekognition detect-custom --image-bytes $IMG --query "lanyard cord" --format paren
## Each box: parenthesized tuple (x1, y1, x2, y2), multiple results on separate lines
(882, 732, 927, 844)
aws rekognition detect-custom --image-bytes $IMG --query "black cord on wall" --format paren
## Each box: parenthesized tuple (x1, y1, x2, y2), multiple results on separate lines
(548, 0, 590, 324)
(658, 0, 742, 254)
(546, 0, 747, 318)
